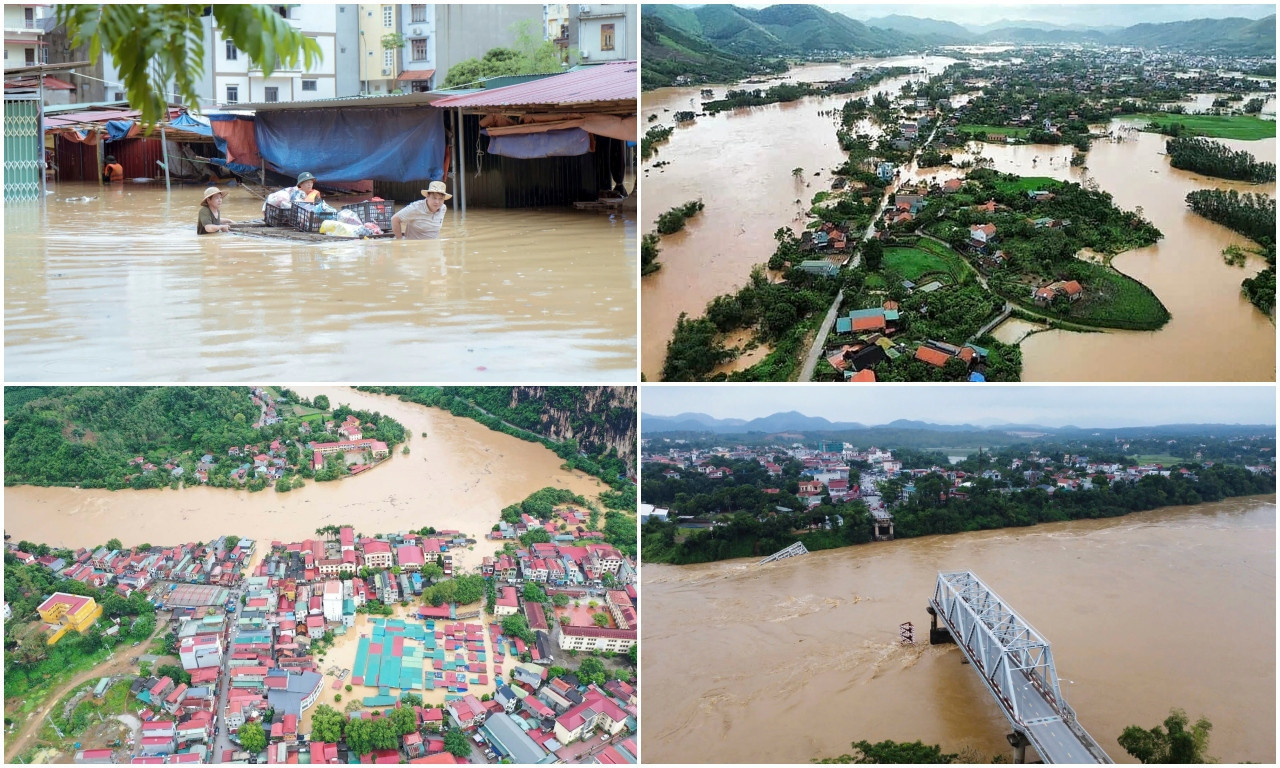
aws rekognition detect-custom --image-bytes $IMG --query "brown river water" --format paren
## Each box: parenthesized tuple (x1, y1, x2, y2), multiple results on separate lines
(641, 58, 1276, 382)
(3, 185, 636, 381)
(2, 386, 606, 572)
(642, 495, 1276, 764)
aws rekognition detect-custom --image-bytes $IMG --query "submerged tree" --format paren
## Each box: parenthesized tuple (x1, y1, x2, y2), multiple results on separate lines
(1118, 709, 1213, 764)
(815, 739, 958, 764)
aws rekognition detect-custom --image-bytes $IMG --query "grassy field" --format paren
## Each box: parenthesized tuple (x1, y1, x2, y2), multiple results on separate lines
(884, 246, 954, 282)
(957, 124, 1034, 138)
(991, 175, 1062, 195)
(1002, 262, 1170, 331)
(1132, 454, 1187, 465)
(1125, 113, 1277, 141)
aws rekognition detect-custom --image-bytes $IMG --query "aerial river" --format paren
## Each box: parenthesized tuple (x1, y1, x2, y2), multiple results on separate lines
(2, 386, 605, 573)
(640, 56, 957, 379)
(642, 495, 1276, 764)
(4, 186, 636, 381)
(641, 57, 1276, 381)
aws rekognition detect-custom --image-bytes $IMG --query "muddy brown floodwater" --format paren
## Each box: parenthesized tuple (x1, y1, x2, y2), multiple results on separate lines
(2, 386, 606, 573)
(4, 184, 635, 381)
(641, 57, 1276, 382)
(642, 496, 1276, 764)
(640, 57, 956, 379)
(981, 128, 1276, 382)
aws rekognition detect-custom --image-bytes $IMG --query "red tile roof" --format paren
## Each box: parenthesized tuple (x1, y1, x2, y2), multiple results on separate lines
(915, 346, 953, 367)
(432, 61, 636, 109)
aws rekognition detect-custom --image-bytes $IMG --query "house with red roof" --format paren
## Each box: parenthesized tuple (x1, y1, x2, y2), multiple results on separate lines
(553, 688, 630, 745)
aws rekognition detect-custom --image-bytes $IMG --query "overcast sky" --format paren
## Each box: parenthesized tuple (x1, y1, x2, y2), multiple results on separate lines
(782, 3, 1275, 27)
(642, 386, 1277, 427)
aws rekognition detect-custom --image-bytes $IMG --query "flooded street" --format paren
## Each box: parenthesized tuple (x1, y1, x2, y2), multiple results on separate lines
(642, 496, 1276, 764)
(640, 58, 954, 380)
(4, 184, 636, 381)
(2, 386, 605, 571)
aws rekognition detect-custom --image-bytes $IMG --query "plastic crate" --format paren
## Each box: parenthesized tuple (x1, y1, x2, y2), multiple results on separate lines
(292, 202, 337, 233)
(263, 203, 291, 227)
(342, 200, 396, 231)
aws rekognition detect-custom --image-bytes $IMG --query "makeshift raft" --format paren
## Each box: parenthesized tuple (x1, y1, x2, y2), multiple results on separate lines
(573, 192, 636, 212)
(228, 220, 393, 242)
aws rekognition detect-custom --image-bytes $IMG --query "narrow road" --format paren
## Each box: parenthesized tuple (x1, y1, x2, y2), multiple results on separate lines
(4, 618, 171, 761)
(799, 114, 943, 381)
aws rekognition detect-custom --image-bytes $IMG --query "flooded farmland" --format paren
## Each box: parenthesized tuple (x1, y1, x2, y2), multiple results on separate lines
(641, 57, 1277, 381)
(4, 184, 636, 381)
(2, 386, 605, 572)
(642, 496, 1276, 764)
(640, 57, 956, 380)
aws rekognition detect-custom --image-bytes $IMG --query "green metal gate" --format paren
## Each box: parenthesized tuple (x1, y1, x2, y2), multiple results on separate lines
(4, 94, 43, 201)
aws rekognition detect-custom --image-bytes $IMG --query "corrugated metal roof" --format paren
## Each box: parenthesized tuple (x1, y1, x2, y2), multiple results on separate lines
(432, 61, 636, 109)
(214, 90, 448, 113)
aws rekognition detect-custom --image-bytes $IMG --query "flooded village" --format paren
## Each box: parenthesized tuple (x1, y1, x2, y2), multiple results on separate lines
(641, 7, 1276, 381)
(3, 384, 639, 764)
(637, 386, 1277, 764)
(4, 4, 638, 382)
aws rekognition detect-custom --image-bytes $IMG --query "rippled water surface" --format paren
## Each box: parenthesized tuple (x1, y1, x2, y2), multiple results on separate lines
(643, 497, 1277, 764)
(5, 184, 636, 380)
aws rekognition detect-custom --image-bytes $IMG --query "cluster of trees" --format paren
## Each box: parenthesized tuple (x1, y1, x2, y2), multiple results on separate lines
(441, 20, 563, 88)
(501, 486, 588, 525)
(3, 387, 409, 490)
(4, 556, 159, 697)
(1166, 137, 1275, 182)
(644, 462, 1270, 565)
(421, 574, 486, 607)
(641, 125, 674, 161)
(1184, 189, 1275, 315)
(699, 68, 915, 114)
(303, 702, 425, 756)
(662, 264, 844, 381)
(656, 200, 705, 235)
(641, 233, 661, 276)
(1118, 708, 1213, 764)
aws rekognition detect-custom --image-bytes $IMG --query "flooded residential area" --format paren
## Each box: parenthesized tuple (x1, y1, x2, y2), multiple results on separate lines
(5, 188, 636, 381)
(642, 5, 1277, 381)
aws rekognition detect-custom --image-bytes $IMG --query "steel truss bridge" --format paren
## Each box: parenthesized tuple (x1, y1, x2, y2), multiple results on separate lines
(759, 541, 808, 565)
(928, 571, 1113, 764)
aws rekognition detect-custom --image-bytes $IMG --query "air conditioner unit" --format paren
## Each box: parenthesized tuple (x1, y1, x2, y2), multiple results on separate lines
(382, 68, 392, 76)
(412, 27, 422, 35)
(580, 50, 589, 59)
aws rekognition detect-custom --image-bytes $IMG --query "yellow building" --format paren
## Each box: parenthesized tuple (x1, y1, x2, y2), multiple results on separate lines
(357, 3, 399, 93)
(37, 592, 103, 645)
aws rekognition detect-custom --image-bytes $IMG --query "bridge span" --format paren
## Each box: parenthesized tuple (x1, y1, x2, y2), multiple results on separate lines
(927, 571, 1113, 764)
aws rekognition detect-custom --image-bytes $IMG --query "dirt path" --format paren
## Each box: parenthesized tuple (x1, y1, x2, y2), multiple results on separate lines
(4, 618, 170, 762)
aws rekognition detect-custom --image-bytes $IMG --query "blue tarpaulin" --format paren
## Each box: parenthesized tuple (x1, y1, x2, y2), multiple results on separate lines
(254, 106, 445, 182)
(168, 112, 212, 136)
(484, 128, 590, 160)
(104, 119, 134, 142)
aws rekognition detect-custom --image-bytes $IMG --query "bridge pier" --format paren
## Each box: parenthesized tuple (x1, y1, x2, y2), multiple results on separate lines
(925, 605, 954, 645)
(1007, 732, 1031, 764)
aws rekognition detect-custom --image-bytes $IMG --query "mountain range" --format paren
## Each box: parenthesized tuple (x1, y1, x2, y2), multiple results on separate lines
(642, 411, 1274, 438)
(642, 4, 1276, 87)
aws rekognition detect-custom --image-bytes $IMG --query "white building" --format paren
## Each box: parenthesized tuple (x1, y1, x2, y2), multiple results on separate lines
(212, 3, 348, 104)
(322, 580, 344, 624)
(179, 634, 223, 670)
(575, 5, 633, 64)
(4, 3, 50, 70)
(397, 3, 436, 92)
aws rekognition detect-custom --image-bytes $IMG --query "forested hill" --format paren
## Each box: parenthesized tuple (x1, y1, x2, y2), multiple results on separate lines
(360, 387, 637, 486)
(4, 387, 407, 490)
(5, 387, 261, 486)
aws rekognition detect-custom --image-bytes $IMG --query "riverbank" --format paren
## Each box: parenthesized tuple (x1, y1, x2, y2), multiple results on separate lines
(1123, 112, 1277, 141)
(642, 494, 1276, 763)
(4, 387, 604, 575)
(643, 468, 1275, 565)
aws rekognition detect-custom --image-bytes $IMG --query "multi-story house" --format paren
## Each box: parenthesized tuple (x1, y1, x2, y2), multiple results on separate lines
(575, 5, 634, 64)
(4, 4, 51, 70)
(396, 3, 435, 91)
(357, 3, 399, 94)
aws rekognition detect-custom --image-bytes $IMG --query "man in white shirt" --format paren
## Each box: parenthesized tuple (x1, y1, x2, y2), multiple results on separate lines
(392, 180, 450, 240)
